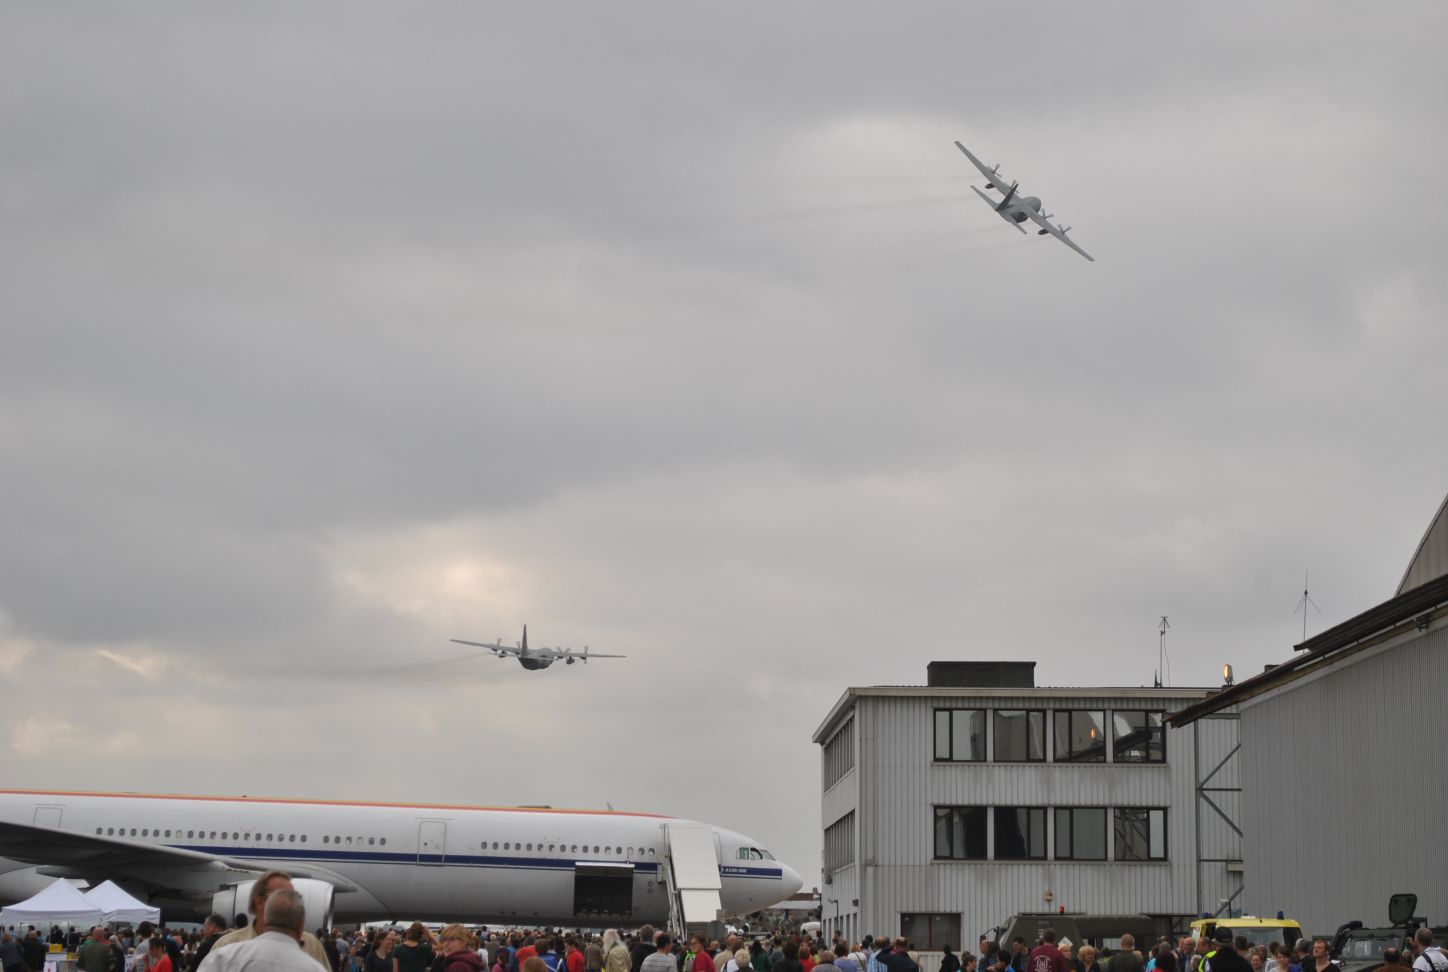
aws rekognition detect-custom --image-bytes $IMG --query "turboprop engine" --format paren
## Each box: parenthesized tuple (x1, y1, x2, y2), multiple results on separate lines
(212, 877, 335, 929)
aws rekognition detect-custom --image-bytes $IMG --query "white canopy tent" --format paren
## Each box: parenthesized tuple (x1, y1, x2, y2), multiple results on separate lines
(83, 881, 160, 924)
(0, 877, 104, 927)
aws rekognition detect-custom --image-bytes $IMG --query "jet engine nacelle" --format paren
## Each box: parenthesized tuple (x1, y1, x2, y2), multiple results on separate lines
(212, 877, 335, 930)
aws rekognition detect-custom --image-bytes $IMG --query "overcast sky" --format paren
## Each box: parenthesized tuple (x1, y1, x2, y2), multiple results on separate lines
(2, 3, 1447, 892)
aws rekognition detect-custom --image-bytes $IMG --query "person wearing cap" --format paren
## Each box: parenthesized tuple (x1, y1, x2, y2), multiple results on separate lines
(1202, 930, 1250, 972)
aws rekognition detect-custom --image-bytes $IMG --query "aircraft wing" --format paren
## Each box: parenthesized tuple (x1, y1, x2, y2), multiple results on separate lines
(0, 819, 269, 880)
(526, 647, 628, 660)
(450, 638, 521, 657)
(954, 141, 1011, 190)
(1023, 207, 1095, 262)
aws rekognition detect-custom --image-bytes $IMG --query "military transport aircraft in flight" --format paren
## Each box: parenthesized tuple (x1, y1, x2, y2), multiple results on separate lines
(954, 140, 1095, 262)
(450, 626, 625, 670)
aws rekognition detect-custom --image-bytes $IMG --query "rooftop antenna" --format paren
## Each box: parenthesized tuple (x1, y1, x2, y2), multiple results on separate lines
(1156, 616, 1171, 687)
(1293, 570, 1322, 644)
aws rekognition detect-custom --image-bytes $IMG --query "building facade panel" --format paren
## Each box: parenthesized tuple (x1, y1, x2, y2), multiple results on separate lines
(1239, 623, 1448, 932)
(820, 682, 1235, 963)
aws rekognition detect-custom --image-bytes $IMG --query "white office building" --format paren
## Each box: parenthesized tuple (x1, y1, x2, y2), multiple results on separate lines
(813, 662, 1240, 963)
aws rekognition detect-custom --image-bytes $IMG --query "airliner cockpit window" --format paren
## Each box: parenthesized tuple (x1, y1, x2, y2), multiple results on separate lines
(761, 849, 775, 860)
(736, 848, 749, 860)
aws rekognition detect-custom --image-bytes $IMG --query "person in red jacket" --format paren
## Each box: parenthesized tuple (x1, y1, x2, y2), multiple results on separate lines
(440, 927, 487, 972)
(1026, 932, 1071, 972)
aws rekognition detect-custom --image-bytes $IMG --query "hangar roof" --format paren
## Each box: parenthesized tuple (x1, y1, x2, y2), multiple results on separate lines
(1399, 491, 1448, 595)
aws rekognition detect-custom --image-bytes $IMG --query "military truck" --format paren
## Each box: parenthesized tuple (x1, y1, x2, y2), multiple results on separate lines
(991, 913, 1192, 950)
(1331, 893, 1444, 972)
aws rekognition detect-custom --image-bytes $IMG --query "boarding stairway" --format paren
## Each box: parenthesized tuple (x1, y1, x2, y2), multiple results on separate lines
(662, 821, 725, 939)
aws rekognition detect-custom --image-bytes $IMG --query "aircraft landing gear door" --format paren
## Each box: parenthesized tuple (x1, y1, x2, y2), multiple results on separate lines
(418, 821, 447, 865)
(573, 862, 634, 920)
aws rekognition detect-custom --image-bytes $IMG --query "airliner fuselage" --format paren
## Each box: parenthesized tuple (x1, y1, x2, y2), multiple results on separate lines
(0, 790, 802, 925)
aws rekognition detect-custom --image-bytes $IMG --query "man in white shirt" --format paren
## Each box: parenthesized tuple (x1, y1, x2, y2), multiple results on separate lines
(1412, 930, 1448, 972)
(206, 870, 329, 970)
(199, 889, 319, 972)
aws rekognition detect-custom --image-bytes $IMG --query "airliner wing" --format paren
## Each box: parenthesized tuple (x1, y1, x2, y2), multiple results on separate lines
(1023, 207, 1095, 262)
(0, 819, 269, 877)
(450, 638, 520, 657)
(954, 141, 1010, 190)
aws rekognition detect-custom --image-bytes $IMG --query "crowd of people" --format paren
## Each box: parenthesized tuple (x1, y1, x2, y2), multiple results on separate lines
(5, 873, 1447, 972)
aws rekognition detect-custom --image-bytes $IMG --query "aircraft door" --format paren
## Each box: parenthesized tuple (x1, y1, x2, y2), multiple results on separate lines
(33, 806, 62, 828)
(418, 821, 446, 865)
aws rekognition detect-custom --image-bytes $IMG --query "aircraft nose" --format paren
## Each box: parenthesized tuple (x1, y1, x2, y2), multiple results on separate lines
(779, 861, 804, 900)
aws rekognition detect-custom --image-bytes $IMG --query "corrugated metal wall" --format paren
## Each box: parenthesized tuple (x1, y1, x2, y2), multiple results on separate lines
(835, 691, 1231, 953)
(1239, 623, 1448, 931)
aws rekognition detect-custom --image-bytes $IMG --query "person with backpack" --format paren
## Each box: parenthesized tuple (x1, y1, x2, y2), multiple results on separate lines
(941, 947, 961, 972)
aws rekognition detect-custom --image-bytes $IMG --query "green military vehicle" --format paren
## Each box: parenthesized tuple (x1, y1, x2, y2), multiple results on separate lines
(991, 913, 1192, 950)
(1331, 893, 1444, 972)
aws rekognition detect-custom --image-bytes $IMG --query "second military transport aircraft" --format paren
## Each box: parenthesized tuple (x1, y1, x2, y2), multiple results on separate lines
(451, 626, 625, 670)
(0, 788, 802, 925)
(954, 140, 1095, 262)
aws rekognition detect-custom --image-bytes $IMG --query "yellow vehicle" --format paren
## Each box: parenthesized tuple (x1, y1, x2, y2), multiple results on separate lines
(1190, 916, 1305, 950)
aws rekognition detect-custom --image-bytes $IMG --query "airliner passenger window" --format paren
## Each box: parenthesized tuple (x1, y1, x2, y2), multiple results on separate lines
(301, 835, 307, 843)
(142, 829, 149, 837)
(504, 842, 511, 850)
(107, 828, 114, 835)
(369, 838, 375, 845)
(131, 829, 138, 836)
(95, 828, 102, 835)
(346, 837, 352, 845)
(289, 834, 295, 842)
(527, 843, 533, 851)
(324, 836, 330, 843)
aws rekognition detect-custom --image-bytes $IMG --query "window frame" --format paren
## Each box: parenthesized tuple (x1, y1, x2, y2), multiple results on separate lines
(932, 805, 988, 861)
(900, 914, 963, 951)
(1113, 807, 1168, 861)
(1111, 710, 1167, 763)
(992, 806, 1047, 861)
(1052, 709, 1108, 763)
(1054, 806, 1108, 861)
(992, 709, 1047, 763)
(933, 708, 987, 763)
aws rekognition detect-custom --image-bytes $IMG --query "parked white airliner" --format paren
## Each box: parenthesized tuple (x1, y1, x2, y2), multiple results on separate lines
(0, 790, 802, 925)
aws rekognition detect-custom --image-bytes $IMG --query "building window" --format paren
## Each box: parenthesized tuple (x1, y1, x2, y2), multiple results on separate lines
(993, 710, 1045, 762)
(823, 719, 856, 789)
(1114, 808, 1167, 861)
(934, 709, 986, 762)
(900, 914, 962, 951)
(824, 812, 855, 873)
(1053, 710, 1107, 763)
(1054, 807, 1107, 860)
(1113, 711, 1166, 762)
(933, 806, 987, 861)
(994, 807, 1047, 860)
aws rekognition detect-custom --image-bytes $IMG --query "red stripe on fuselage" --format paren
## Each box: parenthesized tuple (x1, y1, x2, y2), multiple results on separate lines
(0, 789, 666, 818)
